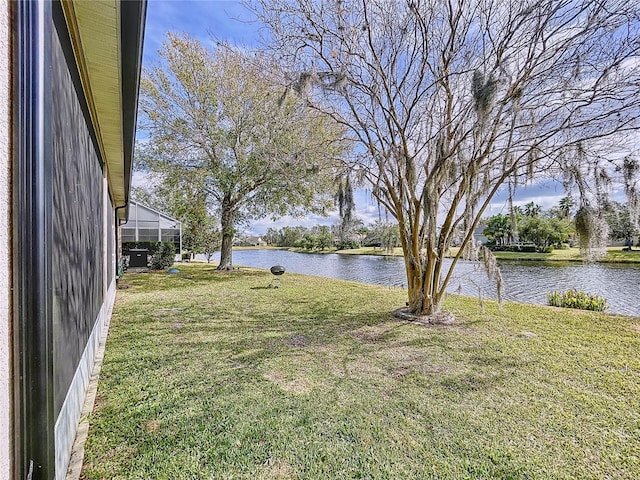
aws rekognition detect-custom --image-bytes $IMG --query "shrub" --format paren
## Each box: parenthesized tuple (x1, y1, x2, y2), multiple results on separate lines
(336, 240, 361, 250)
(148, 242, 176, 270)
(547, 289, 608, 312)
(487, 244, 537, 253)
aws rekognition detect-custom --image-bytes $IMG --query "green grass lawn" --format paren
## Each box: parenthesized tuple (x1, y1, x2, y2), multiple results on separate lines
(489, 246, 640, 263)
(82, 264, 640, 479)
(336, 246, 640, 263)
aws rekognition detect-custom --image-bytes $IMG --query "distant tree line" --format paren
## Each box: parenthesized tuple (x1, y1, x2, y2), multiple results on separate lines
(482, 197, 639, 251)
(262, 220, 401, 253)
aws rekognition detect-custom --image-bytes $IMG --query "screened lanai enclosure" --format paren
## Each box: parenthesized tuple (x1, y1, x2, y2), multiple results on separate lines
(121, 201, 182, 253)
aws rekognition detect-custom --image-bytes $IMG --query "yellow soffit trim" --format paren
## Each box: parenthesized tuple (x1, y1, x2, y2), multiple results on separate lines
(60, 0, 126, 205)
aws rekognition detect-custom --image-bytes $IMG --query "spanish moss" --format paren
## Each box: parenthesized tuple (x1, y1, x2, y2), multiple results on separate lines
(575, 206, 609, 261)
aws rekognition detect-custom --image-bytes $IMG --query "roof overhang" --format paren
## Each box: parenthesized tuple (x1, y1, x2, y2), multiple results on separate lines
(60, 0, 146, 219)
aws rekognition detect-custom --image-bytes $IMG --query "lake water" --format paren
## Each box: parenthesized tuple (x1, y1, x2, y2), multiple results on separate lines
(203, 249, 640, 317)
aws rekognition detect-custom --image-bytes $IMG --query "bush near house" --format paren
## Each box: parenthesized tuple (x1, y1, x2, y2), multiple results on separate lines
(149, 242, 175, 270)
(123, 241, 175, 270)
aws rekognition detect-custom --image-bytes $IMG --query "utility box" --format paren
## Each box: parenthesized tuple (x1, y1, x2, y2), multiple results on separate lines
(128, 248, 149, 268)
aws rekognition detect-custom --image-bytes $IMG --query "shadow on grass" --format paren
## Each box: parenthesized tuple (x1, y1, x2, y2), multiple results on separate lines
(439, 372, 509, 394)
(121, 267, 270, 293)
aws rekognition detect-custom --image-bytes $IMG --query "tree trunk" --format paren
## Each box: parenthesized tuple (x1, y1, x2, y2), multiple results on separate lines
(217, 199, 235, 270)
(401, 236, 443, 316)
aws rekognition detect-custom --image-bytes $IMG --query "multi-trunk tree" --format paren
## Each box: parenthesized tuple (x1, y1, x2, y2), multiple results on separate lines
(139, 34, 346, 269)
(253, 0, 640, 316)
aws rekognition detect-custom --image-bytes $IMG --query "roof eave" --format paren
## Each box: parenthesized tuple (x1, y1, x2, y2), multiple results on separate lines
(60, 0, 146, 220)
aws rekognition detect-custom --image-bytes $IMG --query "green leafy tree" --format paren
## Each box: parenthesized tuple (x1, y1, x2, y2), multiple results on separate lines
(519, 216, 571, 248)
(132, 175, 217, 259)
(364, 220, 399, 254)
(355, 226, 369, 245)
(301, 232, 317, 250)
(197, 219, 221, 263)
(280, 226, 308, 247)
(263, 227, 281, 246)
(314, 225, 334, 250)
(483, 214, 513, 246)
(605, 202, 639, 247)
(139, 34, 346, 270)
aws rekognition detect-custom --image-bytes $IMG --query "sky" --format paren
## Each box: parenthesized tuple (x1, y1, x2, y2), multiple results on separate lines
(135, 0, 611, 235)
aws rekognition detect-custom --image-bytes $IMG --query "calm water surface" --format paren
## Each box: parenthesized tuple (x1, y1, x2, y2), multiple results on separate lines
(204, 249, 640, 317)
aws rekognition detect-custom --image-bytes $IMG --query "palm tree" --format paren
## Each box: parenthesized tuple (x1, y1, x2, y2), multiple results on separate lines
(524, 202, 542, 217)
(558, 196, 575, 220)
(484, 214, 512, 246)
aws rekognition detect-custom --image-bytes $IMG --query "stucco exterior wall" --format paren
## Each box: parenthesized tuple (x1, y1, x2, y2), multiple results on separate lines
(0, 1, 12, 478)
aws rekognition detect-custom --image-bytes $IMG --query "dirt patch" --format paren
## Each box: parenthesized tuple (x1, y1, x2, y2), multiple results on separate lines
(344, 357, 386, 378)
(389, 366, 412, 378)
(307, 346, 347, 378)
(259, 458, 296, 479)
(380, 345, 424, 363)
(380, 345, 449, 376)
(144, 419, 161, 432)
(420, 364, 448, 375)
(263, 371, 313, 395)
(172, 322, 184, 330)
(92, 393, 106, 412)
(351, 331, 383, 343)
(350, 324, 397, 343)
(286, 334, 308, 347)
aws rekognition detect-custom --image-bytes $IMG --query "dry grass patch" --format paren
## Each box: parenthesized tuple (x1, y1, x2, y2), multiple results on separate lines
(263, 371, 314, 395)
(144, 419, 161, 432)
(258, 458, 297, 480)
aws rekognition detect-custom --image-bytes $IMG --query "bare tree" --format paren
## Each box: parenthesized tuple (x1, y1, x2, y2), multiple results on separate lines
(251, 0, 640, 316)
(139, 34, 346, 269)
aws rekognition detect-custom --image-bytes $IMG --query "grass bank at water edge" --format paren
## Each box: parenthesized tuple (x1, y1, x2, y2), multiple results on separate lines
(333, 246, 640, 264)
(82, 264, 640, 479)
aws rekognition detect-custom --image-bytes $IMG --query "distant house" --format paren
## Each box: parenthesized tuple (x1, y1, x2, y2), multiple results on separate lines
(234, 236, 268, 247)
(121, 201, 182, 254)
(473, 224, 489, 245)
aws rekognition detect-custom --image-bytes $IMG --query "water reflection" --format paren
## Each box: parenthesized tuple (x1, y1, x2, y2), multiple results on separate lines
(203, 250, 640, 317)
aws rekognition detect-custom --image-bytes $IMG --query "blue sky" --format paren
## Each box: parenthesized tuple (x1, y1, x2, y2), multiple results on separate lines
(136, 0, 584, 234)
(142, 0, 262, 64)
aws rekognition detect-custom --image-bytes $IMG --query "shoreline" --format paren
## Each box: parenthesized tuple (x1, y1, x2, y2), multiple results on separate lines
(265, 246, 640, 265)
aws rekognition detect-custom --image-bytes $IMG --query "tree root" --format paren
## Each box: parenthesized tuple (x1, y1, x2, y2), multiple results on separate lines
(392, 308, 456, 326)
(216, 264, 235, 271)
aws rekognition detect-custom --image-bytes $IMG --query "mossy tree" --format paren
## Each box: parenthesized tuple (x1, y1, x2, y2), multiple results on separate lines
(253, 0, 640, 316)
